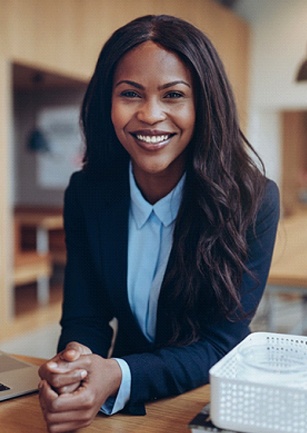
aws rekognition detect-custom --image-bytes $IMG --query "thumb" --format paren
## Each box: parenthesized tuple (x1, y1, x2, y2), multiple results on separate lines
(61, 342, 92, 361)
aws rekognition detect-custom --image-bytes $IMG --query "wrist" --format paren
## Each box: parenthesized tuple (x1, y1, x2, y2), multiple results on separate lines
(106, 358, 122, 396)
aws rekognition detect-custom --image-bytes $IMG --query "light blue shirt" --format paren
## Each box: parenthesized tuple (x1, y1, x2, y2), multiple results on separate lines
(101, 164, 185, 414)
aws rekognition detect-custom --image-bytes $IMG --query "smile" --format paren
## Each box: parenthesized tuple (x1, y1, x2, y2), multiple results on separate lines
(135, 134, 172, 144)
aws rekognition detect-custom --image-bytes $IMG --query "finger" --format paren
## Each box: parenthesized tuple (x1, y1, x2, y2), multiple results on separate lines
(39, 343, 92, 380)
(59, 345, 82, 363)
(39, 382, 90, 433)
(61, 342, 92, 361)
(38, 352, 64, 379)
(47, 383, 93, 412)
(47, 368, 87, 390)
(39, 380, 58, 413)
(45, 358, 88, 375)
(39, 382, 82, 414)
(56, 381, 81, 395)
(46, 349, 93, 375)
(44, 411, 89, 433)
(39, 357, 88, 391)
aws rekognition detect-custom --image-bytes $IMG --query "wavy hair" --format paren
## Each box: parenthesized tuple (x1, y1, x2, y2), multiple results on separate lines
(81, 15, 266, 345)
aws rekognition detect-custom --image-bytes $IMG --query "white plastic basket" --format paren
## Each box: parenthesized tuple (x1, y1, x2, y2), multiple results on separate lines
(209, 332, 307, 433)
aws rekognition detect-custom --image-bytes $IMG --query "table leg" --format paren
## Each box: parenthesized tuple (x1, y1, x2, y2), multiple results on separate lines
(36, 227, 49, 254)
(37, 276, 49, 305)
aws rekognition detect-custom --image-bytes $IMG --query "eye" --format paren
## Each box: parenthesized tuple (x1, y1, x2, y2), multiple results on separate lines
(164, 91, 184, 99)
(120, 90, 141, 98)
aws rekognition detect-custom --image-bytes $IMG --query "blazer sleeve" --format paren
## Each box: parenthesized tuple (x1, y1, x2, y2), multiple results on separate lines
(122, 179, 280, 414)
(57, 172, 114, 356)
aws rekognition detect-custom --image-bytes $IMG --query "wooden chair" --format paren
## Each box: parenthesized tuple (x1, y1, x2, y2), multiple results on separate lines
(13, 219, 52, 305)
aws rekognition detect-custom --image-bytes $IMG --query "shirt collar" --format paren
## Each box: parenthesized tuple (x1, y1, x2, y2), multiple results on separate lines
(129, 162, 185, 229)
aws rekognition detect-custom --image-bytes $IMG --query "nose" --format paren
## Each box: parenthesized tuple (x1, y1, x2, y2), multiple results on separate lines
(136, 97, 167, 124)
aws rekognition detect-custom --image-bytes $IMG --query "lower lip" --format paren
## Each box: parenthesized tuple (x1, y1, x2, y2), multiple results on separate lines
(133, 136, 172, 151)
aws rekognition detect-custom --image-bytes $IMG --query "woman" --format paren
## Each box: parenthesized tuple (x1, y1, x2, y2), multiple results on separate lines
(39, 14, 279, 432)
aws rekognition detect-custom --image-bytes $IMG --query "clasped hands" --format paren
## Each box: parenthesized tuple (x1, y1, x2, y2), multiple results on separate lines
(38, 342, 122, 433)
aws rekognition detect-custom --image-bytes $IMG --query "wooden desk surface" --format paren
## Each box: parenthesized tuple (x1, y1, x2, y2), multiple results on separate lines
(268, 212, 307, 287)
(1, 356, 210, 433)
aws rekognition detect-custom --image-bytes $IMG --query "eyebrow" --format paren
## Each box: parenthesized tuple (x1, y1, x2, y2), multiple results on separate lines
(114, 80, 191, 90)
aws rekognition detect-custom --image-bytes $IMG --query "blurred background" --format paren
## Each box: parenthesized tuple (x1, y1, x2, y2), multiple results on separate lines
(0, 0, 307, 358)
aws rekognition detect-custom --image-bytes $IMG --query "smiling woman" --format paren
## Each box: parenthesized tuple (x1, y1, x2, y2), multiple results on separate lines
(111, 41, 195, 203)
(38, 14, 279, 433)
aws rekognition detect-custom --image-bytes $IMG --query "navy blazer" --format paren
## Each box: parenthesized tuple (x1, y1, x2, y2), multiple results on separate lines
(58, 165, 280, 415)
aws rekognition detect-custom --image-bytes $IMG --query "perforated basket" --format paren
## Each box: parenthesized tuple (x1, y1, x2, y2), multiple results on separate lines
(209, 332, 307, 433)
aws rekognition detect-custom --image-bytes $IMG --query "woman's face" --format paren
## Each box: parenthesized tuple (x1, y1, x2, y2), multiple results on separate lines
(111, 41, 195, 194)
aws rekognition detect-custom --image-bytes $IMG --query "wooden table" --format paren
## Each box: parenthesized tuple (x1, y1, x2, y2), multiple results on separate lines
(0, 356, 210, 433)
(267, 211, 307, 333)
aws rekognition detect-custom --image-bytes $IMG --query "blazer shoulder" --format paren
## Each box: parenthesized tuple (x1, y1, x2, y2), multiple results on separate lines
(251, 178, 280, 238)
(66, 167, 130, 204)
(67, 170, 93, 189)
(260, 178, 280, 219)
(264, 178, 279, 204)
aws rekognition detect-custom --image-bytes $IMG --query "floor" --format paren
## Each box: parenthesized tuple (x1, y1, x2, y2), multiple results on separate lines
(0, 277, 306, 359)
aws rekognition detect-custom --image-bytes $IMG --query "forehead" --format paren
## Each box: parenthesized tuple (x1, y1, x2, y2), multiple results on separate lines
(113, 41, 193, 84)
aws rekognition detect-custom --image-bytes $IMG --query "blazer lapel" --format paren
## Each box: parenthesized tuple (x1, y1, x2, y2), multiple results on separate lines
(95, 168, 151, 347)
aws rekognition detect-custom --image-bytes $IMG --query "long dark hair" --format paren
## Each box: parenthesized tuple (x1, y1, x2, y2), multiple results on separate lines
(81, 15, 266, 345)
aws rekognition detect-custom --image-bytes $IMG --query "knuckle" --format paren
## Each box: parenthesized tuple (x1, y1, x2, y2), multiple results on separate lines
(47, 424, 58, 433)
(44, 411, 56, 425)
(83, 399, 94, 411)
(83, 418, 93, 428)
(51, 375, 62, 388)
(80, 410, 94, 426)
(47, 402, 58, 414)
(80, 392, 95, 409)
(82, 356, 92, 368)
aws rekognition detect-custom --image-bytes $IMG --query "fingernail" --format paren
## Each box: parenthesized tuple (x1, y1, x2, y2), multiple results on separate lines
(80, 369, 87, 379)
(47, 361, 58, 369)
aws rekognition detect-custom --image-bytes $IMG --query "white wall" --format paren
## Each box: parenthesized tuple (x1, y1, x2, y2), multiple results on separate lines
(235, 0, 307, 185)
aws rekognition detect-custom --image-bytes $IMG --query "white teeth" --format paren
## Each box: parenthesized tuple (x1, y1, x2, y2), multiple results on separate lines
(136, 134, 169, 144)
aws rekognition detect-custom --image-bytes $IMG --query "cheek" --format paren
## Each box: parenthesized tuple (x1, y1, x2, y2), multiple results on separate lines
(179, 106, 195, 136)
(111, 103, 121, 132)
(111, 105, 132, 152)
(176, 100, 195, 122)
(111, 99, 130, 132)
